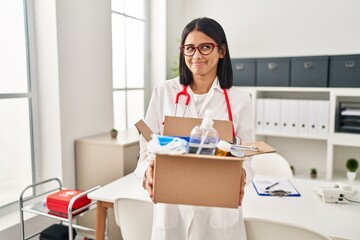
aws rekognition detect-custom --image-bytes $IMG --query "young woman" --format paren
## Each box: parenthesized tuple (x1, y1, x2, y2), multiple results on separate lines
(135, 17, 255, 240)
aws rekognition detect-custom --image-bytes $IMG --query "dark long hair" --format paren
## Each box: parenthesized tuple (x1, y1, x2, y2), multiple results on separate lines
(179, 17, 233, 89)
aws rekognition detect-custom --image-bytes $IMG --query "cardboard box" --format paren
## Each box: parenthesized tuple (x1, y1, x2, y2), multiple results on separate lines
(135, 116, 275, 208)
(154, 153, 243, 208)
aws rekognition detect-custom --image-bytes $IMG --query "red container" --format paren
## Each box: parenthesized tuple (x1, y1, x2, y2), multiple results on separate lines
(46, 189, 91, 215)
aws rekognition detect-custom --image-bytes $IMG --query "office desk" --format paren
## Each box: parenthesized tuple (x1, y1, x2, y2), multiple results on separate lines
(243, 177, 360, 240)
(89, 173, 360, 240)
(88, 173, 150, 240)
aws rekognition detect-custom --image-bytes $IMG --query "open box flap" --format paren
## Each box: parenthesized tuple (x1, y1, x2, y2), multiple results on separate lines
(163, 116, 233, 143)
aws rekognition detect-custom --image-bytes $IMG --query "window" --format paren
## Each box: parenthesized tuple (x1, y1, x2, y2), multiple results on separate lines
(0, 0, 37, 210)
(111, 0, 146, 130)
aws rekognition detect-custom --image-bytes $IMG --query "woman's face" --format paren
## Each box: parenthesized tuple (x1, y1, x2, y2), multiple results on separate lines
(183, 30, 224, 80)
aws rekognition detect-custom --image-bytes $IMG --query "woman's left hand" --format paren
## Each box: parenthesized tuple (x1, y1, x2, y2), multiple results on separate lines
(238, 168, 246, 206)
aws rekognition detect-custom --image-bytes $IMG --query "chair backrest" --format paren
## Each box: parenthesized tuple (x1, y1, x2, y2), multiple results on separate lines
(114, 198, 154, 240)
(245, 218, 331, 240)
(251, 152, 293, 178)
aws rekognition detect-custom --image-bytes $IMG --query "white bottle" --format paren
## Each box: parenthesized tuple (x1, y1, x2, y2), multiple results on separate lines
(188, 110, 219, 155)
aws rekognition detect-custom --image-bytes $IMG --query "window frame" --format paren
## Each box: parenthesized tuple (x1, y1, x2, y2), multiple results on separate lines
(111, 0, 150, 130)
(0, 0, 40, 215)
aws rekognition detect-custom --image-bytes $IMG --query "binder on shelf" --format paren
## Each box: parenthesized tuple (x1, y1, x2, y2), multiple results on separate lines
(266, 99, 281, 133)
(280, 99, 290, 134)
(252, 176, 300, 197)
(288, 99, 299, 134)
(270, 99, 281, 133)
(298, 100, 309, 135)
(263, 99, 272, 133)
(308, 100, 320, 135)
(318, 100, 330, 135)
(256, 99, 265, 132)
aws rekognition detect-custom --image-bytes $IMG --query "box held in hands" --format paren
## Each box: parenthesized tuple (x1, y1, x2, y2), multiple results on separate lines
(135, 116, 275, 208)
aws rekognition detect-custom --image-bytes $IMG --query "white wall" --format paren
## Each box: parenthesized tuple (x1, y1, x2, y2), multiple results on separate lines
(166, 1, 184, 79)
(149, 0, 167, 91)
(54, 0, 113, 188)
(37, 0, 113, 188)
(34, 0, 63, 186)
(33, 0, 114, 189)
(165, 0, 360, 73)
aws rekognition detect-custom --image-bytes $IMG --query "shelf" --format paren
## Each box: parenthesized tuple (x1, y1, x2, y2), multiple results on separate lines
(330, 133, 360, 147)
(331, 170, 360, 184)
(22, 201, 97, 223)
(292, 171, 327, 181)
(243, 86, 360, 182)
(241, 86, 331, 92)
(243, 86, 360, 94)
(256, 132, 328, 141)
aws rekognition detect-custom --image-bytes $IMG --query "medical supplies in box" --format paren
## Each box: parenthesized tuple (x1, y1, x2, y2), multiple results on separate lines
(188, 110, 219, 155)
(46, 189, 91, 215)
(135, 116, 276, 208)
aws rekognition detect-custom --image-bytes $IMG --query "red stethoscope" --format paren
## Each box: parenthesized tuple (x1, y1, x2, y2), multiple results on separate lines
(175, 85, 239, 143)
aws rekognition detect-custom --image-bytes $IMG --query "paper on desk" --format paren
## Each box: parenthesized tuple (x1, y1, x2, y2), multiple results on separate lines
(252, 176, 300, 197)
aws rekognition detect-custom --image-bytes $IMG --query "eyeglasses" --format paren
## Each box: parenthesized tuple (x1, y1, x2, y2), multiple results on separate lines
(180, 42, 219, 57)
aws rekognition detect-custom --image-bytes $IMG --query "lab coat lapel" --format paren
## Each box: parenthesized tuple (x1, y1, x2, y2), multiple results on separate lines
(198, 78, 222, 116)
(198, 88, 214, 116)
(185, 87, 199, 118)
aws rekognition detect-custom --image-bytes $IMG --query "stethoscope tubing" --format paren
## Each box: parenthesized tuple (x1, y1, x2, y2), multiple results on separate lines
(174, 85, 239, 143)
(174, 85, 191, 117)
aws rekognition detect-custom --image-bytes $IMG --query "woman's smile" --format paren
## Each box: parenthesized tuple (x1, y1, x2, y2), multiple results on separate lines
(191, 61, 207, 67)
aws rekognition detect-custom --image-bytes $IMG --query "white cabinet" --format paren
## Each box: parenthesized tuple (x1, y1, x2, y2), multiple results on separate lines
(75, 129, 140, 190)
(240, 87, 360, 181)
(75, 128, 140, 240)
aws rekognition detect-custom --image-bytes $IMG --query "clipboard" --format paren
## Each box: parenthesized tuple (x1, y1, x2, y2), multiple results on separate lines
(252, 176, 301, 197)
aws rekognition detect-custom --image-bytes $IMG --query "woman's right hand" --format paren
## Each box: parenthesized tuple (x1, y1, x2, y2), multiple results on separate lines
(144, 159, 155, 201)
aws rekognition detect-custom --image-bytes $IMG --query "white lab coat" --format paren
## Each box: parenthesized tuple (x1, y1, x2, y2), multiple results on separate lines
(135, 77, 255, 240)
